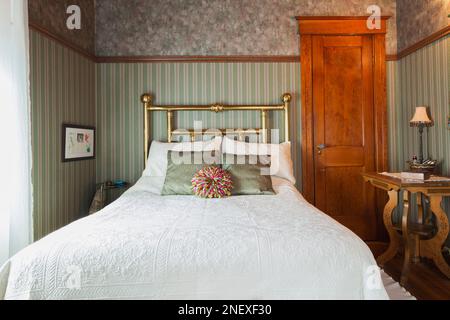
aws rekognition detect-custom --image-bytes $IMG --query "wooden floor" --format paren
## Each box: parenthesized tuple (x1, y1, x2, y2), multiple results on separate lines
(383, 253, 450, 300)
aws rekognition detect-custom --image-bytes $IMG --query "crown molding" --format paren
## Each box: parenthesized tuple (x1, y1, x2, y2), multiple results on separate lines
(385, 54, 397, 61)
(396, 25, 450, 60)
(295, 16, 391, 20)
(29, 22, 96, 62)
(29, 22, 449, 63)
(95, 55, 300, 63)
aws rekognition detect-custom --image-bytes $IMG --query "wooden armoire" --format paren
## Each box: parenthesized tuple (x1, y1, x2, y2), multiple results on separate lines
(297, 17, 389, 243)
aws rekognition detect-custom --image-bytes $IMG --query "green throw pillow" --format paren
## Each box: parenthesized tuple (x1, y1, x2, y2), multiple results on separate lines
(222, 154, 275, 195)
(161, 150, 220, 195)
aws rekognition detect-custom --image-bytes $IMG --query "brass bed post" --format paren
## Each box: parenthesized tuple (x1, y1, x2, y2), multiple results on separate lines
(261, 110, 268, 143)
(282, 93, 291, 142)
(167, 111, 173, 142)
(141, 93, 152, 168)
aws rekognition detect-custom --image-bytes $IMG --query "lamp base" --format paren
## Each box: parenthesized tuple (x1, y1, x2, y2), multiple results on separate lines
(407, 160, 438, 175)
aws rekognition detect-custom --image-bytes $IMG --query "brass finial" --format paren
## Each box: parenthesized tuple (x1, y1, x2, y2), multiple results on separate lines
(282, 93, 292, 103)
(141, 93, 152, 104)
(210, 104, 224, 113)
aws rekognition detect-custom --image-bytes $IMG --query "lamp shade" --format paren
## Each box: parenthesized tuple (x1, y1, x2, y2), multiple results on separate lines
(410, 106, 433, 127)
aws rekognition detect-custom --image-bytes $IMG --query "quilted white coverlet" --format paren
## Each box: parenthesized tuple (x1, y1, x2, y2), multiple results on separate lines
(0, 177, 388, 300)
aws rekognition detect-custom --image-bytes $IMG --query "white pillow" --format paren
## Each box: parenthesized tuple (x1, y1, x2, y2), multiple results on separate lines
(142, 136, 222, 177)
(222, 136, 296, 184)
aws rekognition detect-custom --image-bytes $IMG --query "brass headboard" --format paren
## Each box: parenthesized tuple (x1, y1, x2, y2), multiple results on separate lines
(140, 93, 292, 166)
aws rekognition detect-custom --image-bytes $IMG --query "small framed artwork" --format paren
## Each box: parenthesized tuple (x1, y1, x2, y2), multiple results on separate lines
(62, 124, 95, 162)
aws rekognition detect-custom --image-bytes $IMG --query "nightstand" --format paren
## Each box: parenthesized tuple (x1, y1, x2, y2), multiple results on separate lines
(363, 172, 450, 285)
(89, 181, 130, 214)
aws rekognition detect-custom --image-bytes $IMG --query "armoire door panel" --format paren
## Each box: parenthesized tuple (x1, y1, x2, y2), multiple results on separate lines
(312, 35, 377, 240)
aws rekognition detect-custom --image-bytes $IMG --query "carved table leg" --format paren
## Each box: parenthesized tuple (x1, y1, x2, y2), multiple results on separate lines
(412, 194, 424, 264)
(400, 191, 415, 286)
(377, 189, 400, 266)
(420, 195, 450, 279)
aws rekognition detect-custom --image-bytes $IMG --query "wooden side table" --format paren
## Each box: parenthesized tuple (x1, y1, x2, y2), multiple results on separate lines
(363, 172, 450, 285)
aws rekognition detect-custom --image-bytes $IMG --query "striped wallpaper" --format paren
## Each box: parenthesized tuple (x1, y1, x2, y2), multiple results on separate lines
(30, 30, 96, 240)
(96, 63, 302, 188)
(386, 60, 400, 171)
(388, 36, 449, 174)
(30, 28, 449, 249)
(387, 36, 450, 245)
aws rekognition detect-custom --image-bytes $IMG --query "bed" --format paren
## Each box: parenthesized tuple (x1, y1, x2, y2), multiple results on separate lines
(0, 93, 388, 300)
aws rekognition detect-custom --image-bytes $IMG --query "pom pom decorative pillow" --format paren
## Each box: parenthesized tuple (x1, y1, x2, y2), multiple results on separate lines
(191, 166, 233, 198)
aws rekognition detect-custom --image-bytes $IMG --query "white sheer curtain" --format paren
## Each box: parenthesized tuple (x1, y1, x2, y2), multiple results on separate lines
(0, 0, 33, 265)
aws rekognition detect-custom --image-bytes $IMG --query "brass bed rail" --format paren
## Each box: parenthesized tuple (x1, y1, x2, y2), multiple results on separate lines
(140, 93, 292, 167)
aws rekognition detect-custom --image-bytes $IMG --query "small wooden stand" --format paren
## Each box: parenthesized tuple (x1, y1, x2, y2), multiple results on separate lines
(363, 172, 450, 285)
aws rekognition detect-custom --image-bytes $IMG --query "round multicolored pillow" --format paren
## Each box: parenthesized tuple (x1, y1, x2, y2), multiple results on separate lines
(191, 166, 233, 198)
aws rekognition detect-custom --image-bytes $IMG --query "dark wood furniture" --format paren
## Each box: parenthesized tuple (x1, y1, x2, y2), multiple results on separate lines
(297, 16, 389, 241)
(363, 172, 450, 285)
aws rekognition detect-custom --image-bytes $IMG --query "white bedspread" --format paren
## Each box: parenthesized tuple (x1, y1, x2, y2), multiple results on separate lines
(0, 177, 388, 300)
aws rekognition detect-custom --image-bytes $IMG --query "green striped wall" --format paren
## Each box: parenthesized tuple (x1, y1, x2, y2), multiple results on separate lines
(387, 60, 400, 171)
(96, 63, 302, 187)
(387, 36, 450, 245)
(388, 37, 449, 174)
(31, 29, 450, 247)
(30, 30, 96, 240)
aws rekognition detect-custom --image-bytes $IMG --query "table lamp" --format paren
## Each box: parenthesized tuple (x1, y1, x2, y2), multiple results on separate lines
(410, 106, 433, 164)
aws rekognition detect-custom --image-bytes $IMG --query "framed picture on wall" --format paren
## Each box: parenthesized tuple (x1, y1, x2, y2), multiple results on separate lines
(62, 124, 95, 162)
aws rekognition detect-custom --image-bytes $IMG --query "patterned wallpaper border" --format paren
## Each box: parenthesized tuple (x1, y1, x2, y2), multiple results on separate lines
(30, 21, 449, 64)
(28, 0, 449, 58)
(95, 0, 398, 56)
(29, 0, 95, 54)
(396, 0, 450, 52)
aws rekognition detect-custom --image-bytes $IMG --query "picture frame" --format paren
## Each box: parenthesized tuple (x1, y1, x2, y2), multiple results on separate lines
(62, 124, 95, 162)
